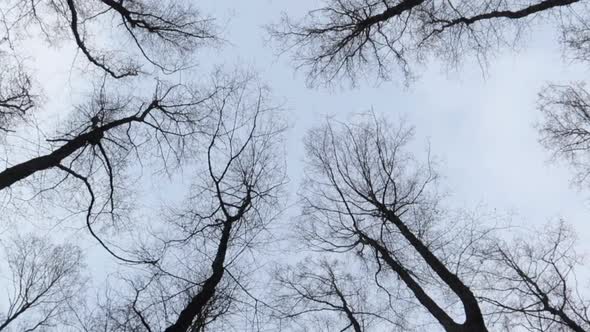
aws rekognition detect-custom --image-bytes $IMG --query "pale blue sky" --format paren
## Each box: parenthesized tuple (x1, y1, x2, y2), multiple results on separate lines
(196, 0, 590, 240)
(2, 0, 590, 330)
(11, 0, 589, 270)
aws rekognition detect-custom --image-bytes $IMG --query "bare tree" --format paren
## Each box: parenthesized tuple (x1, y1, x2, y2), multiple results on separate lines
(298, 113, 590, 332)
(0, 1, 286, 330)
(1, 0, 216, 78)
(273, 257, 405, 331)
(299, 113, 493, 331)
(269, 0, 585, 85)
(538, 82, 590, 187)
(0, 0, 228, 277)
(0, 76, 239, 269)
(161, 81, 285, 332)
(0, 2, 238, 273)
(0, 60, 34, 132)
(0, 0, 217, 136)
(0, 0, 223, 193)
(69, 78, 286, 332)
(0, 234, 85, 331)
(479, 221, 590, 332)
(0, 80, 217, 190)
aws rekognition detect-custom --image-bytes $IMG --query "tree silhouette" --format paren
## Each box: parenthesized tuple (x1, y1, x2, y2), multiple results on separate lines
(270, 0, 585, 85)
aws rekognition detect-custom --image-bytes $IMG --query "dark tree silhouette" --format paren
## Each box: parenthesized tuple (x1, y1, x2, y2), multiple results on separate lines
(0, 0, 216, 133)
(3, 0, 216, 78)
(0, 61, 34, 132)
(2, 1, 590, 331)
(0, 235, 85, 331)
(270, 0, 586, 85)
(162, 83, 285, 332)
(300, 114, 490, 331)
(68, 78, 286, 332)
(273, 258, 405, 331)
(0, 2, 285, 331)
(0, 77, 236, 267)
(0, 78, 221, 190)
(538, 82, 590, 187)
(298, 113, 590, 332)
(0, 0, 220, 188)
(480, 221, 590, 332)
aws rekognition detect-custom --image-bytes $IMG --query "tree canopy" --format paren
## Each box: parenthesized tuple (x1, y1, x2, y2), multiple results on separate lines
(0, 1, 589, 332)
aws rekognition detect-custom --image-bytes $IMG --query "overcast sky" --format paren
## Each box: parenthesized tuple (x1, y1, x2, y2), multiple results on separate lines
(8, 0, 586, 257)
(3, 0, 590, 329)
(193, 0, 590, 241)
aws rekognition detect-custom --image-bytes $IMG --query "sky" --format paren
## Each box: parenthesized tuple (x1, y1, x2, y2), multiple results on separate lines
(17, 0, 589, 237)
(2, 0, 590, 330)
(195, 0, 590, 240)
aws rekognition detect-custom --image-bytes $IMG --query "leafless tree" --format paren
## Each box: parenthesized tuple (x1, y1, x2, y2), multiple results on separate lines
(0, 75, 241, 269)
(67, 78, 287, 332)
(299, 113, 494, 331)
(0, 0, 217, 135)
(0, 1, 287, 330)
(160, 80, 286, 332)
(273, 257, 405, 331)
(0, 0, 227, 271)
(0, 59, 34, 133)
(0, 78, 218, 188)
(0, 234, 85, 331)
(298, 112, 590, 332)
(269, 0, 586, 85)
(538, 82, 590, 187)
(479, 221, 590, 332)
(0, 0, 223, 197)
(0, 4, 235, 282)
(1, 0, 216, 78)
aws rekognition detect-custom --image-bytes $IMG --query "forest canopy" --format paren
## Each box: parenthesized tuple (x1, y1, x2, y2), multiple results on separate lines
(0, 1, 589, 332)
